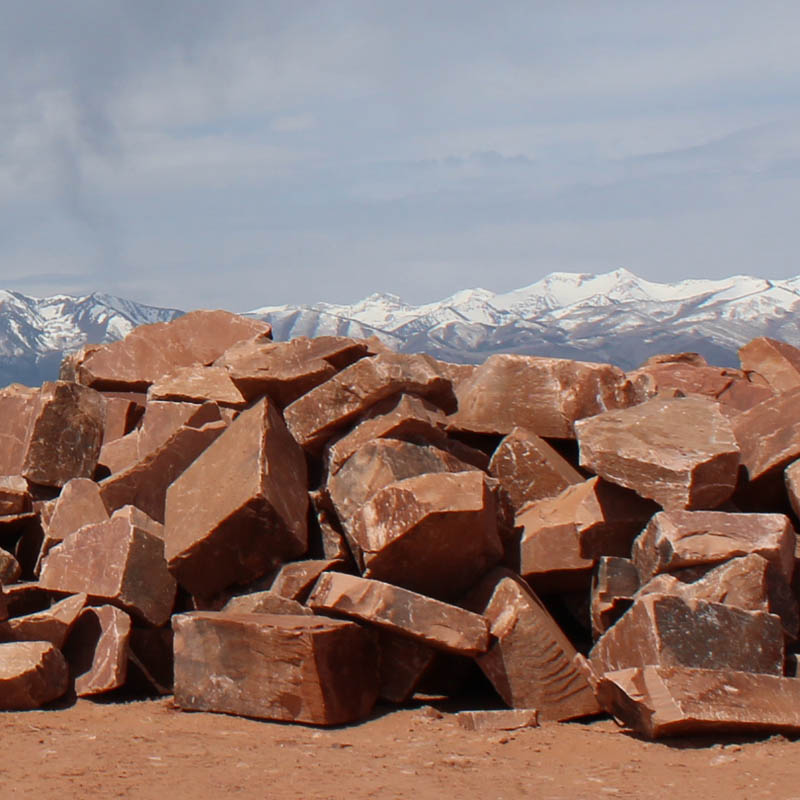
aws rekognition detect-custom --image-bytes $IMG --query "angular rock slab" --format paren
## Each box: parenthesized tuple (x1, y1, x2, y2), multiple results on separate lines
(165, 397, 308, 597)
(590, 593, 784, 676)
(0, 592, 86, 648)
(591, 556, 640, 639)
(22, 381, 106, 488)
(464, 568, 601, 722)
(0, 476, 31, 517)
(74, 310, 271, 391)
(268, 559, 343, 603)
(347, 470, 502, 600)
(597, 666, 800, 739)
(222, 591, 313, 616)
(63, 605, 131, 696)
(456, 709, 539, 732)
(307, 572, 490, 656)
(148, 365, 248, 408)
(632, 510, 796, 582)
(451, 354, 635, 438)
(739, 337, 800, 393)
(0, 384, 39, 476)
(575, 396, 740, 510)
(0, 641, 69, 709)
(172, 611, 379, 725)
(39, 505, 176, 626)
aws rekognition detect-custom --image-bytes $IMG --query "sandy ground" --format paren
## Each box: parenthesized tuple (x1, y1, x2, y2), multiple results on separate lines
(3, 697, 800, 800)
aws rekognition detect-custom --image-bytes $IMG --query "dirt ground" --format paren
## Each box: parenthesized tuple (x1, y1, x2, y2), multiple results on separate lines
(3, 697, 800, 800)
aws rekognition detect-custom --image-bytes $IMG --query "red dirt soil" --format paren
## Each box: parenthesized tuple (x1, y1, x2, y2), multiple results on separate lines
(3, 698, 798, 799)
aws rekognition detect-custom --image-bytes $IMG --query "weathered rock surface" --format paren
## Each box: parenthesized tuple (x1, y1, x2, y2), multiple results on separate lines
(39, 506, 176, 626)
(165, 398, 308, 597)
(347, 470, 502, 600)
(632, 510, 796, 582)
(268, 559, 343, 603)
(590, 593, 785, 676)
(0, 385, 39, 476)
(739, 337, 800, 393)
(148, 366, 248, 408)
(451, 354, 636, 438)
(0, 476, 31, 517)
(307, 572, 490, 656)
(222, 591, 313, 616)
(575, 397, 741, 510)
(465, 568, 601, 722)
(172, 611, 379, 725)
(456, 709, 540, 731)
(0, 592, 86, 648)
(597, 666, 800, 739)
(591, 556, 640, 639)
(0, 641, 69, 710)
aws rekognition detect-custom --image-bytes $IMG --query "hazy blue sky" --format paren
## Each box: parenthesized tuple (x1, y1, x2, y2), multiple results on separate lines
(2, 1, 800, 310)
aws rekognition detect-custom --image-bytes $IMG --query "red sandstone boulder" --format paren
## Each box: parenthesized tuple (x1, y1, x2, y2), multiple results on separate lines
(172, 611, 379, 725)
(450, 354, 636, 438)
(0, 641, 69, 709)
(347, 470, 502, 600)
(101, 393, 144, 445)
(632, 510, 795, 582)
(0, 385, 39, 476)
(307, 572, 490, 656)
(73, 310, 271, 391)
(575, 397, 740, 509)
(39, 505, 176, 626)
(165, 397, 308, 597)
(147, 366, 247, 408)
(590, 593, 785, 676)
(738, 337, 800, 393)
(597, 666, 800, 739)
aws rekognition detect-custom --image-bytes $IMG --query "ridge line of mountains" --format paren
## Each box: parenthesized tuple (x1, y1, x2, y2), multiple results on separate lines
(3, 267, 800, 387)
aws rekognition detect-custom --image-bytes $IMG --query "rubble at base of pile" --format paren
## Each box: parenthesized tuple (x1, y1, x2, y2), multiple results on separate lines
(3, 319, 800, 742)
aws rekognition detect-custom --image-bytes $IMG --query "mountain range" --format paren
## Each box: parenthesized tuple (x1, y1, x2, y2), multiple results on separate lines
(4, 268, 800, 387)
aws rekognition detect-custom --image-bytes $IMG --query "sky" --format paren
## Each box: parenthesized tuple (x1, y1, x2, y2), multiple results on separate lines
(2, 1, 800, 311)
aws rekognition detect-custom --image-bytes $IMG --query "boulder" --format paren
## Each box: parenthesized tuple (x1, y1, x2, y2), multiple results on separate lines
(147, 366, 247, 408)
(172, 611, 379, 725)
(450, 354, 635, 438)
(738, 337, 800, 393)
(284, 353, 455, 451)
(307, 572, 490, 656)
(73, 310, 271, 391)
(589, 593, 785, 676)
(464, 568, 601, 721)
(268, 559, 344, 603)
(63, 605, 131, 696)
(0, 641, 69, 710)
(632, 510, 795, 583)
(0, 592, 86, 648)
(0, 385, 39, 476)
(22, 381, 106, 488)
(590, 557, 640, 639)
(165, 398, 308, 597)
(597, 666, 800, 739)
(347, 470, 502, 600)
(575, 397, 740, 510)
(101, 394, 144, 445)
(39, 505, 176, 626)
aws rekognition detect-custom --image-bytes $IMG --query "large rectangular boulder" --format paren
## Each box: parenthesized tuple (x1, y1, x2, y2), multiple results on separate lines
(0, 641, 69, 710)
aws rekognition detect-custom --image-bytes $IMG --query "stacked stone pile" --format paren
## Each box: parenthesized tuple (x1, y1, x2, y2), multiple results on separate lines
(3, 311, 800, 738)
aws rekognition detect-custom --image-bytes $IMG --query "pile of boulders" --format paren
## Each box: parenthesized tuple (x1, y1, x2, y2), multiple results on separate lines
(3, 313, 800, 739)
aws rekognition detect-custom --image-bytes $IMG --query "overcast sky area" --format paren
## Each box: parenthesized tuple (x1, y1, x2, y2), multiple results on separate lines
(2, 1, 800, 311)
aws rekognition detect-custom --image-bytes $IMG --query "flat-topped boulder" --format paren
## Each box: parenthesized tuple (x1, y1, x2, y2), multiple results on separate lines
(739, 337, 800, 393)
(147, 365, 248, 408)
(172, 611, 379, 725)
(0, 641, 69, 710)
(165, 397, 308, 597)
(575, 396, 740, 510)
(73, 310, 271, 391)
(450, 354, 636, 438)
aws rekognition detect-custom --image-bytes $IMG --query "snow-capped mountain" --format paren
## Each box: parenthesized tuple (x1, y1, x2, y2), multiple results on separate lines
(5, 268, 800, 387)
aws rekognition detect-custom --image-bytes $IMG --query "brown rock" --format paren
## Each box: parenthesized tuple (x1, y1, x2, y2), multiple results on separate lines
(22, 381, 106, 488)
(464, 568, 600, 721)
(172, 611, 379, 725)
(0, 548, 21, 584)
(222, 591, 314, 616)
(309, 490, 353, 562)
(97, 430, 141, 476)
(489, 427, 584, 511)
(632, 510, 795, 583)
(739, 337, 800, 393)
(626, 362, 743, 402)
(39, 505, 176, 626)
(307, 572, 490, 656)
(327, 438, 479, 527)
(517, 477, 655, 592)
(450, 354, 635, 438)
(101, 394, 144, 445)
(325, 393, 449, 476)
(2, 582, 53, 617)
(269, 559, 344, 603)
(591, 556, 640, 639)
(148, 366, 247, 408)
(136, 400, 223, 459)
(575, 396, 740, 510)
(715, 378, 774, 415)
(165, 397, 308, 597)
(456, 709, 539, 731)
(0, 385, 39, 476)
(284, 353, 455, 451)
(347, 470, 502, 600)
(785, 458, 800, 520)
(74, 310, 271, 391)
(218, 335, 369, 406)
(0, 641, 69, 709)
(597, 665, 800, 738)
(376, 630, 436, 703)
(0, 476, 31, 516)
(589, 593, 784, 676)
(0, 592, 86, 648)
(63, 605, 131, 696)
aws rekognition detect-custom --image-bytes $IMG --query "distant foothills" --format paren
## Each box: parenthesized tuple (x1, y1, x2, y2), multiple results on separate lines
(2, 268, 800, 387)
